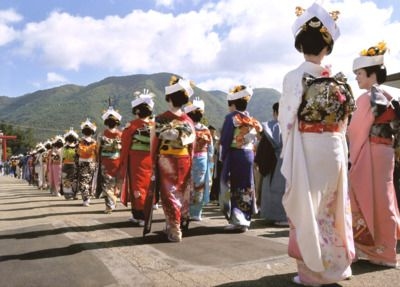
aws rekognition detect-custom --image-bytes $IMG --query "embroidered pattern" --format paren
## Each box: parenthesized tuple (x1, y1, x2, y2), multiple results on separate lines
(232, 113, 262, 148)
(156, 119, 195, 148)
(101, 136, 122, 153)
(298, 72, 355, 124)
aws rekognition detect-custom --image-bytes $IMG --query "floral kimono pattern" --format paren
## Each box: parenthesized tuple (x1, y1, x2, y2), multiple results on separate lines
(189, 123, 213, 220)
(220, 110, 261, 227)
(76, 138, 97, 202)
(279, 61, 355, 285)
(49, 147, 62, 195)
(98, 129, 122, 210)
(152, 111, 195, 240)
(62, 144, 78, 199)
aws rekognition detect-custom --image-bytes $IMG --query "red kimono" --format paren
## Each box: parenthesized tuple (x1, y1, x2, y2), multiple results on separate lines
(98, 128, 122, 209)
(119, 118, 153, 220)
(100, 129, 122, 178)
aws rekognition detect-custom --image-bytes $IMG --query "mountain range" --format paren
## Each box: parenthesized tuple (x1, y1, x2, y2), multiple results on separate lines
(0, 72, 281, 142)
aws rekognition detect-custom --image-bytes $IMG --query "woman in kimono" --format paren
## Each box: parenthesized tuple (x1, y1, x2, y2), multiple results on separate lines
(62, 128, 79, 200)
(278, 3, 355, 285)
(76, 118, 98, 207)
(220, 85, 262, 232)
(48, 135, 64, 197)
(98, 106, 122, 214)
(184, 98, 213, 221)
(348, 41, 400, 268)
(34, 142, 46, 190)
(152, 76, 196, 242)
(255, 102, 287, 226)
(119, 90, 154, 226)
(42, 140, 52, 190)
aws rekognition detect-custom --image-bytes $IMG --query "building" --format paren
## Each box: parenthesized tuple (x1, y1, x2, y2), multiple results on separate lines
(385, 73, 400, 89)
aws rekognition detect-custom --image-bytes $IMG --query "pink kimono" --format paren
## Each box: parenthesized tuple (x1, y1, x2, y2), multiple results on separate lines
(48, 147, 62, 196)
(348, 90, 400, 267)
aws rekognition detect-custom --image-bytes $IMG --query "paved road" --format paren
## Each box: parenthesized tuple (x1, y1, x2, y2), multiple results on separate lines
(0, 176, 399, 287)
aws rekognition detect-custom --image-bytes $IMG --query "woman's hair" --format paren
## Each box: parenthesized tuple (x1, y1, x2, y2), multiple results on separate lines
(295, 17, 334, 55)
(65, 135, 77, 143)
(272, 102, 279, 114)
(187, 109, 203, 123)
(228, 85, 250, 112)
(104, 116, 120, 128)
(53, 140, 64, 148)
(82, 127, 94, 136)
(165, 75, 190, 107)
(132, 103, 153, 118)
(364, 65, 387, 84)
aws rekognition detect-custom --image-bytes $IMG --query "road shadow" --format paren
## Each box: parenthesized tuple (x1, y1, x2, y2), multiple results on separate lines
(0, 209, 112, 221)
(1, 202, 118, 212)
(214, 272, 352, 287)
(258, 230, 289, 239)
(0, 237, 137, 262)
(351, 259, 399, 275)
(0, 218, 164, 239)
(0, 194, 52, 201)
(0, 224, 261, 263)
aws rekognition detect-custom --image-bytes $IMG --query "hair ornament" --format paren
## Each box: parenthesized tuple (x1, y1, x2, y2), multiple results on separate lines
(293, 3, 340, 41)
(64, 127, 79, 139)
(360, 41, 387, 56)
(295, 6, 340, 21)
(101, 106, 122, 121)
(227, 85, 253, 101)
(183, 97, 205, 114)
(165, 78, 194, 97)
(131, 88, 155, 109)
(295, 6, 305, 16)
(352, 41, 387, 71)
(80, 118, 97, 132)
(308, 20, 321, 28)
(329, 11, 340, 21)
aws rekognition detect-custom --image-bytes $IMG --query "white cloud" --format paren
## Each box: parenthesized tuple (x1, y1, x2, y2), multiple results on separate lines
(0, 9, 22, 46)
(0, 24, 17, 46)
(11, 0, 400, 95)
(0, 9, 22, 23)
(155, 0, 175, 8)
(47, 72, 68, 84)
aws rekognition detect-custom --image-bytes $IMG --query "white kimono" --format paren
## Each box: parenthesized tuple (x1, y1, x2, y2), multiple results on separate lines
(278, 61, 354, 284)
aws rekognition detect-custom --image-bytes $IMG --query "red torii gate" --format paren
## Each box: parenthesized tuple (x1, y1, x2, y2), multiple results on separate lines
(0, 134, 17, 162)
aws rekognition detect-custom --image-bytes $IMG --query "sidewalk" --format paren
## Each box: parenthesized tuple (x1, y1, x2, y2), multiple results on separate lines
(0, 176, 399, 287)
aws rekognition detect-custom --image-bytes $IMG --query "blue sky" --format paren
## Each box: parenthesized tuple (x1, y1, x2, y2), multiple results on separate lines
(1, 0, 400, 97)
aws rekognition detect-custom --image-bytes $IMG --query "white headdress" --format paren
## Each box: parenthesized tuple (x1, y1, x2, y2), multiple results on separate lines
(35, 142, 45, 151)
(131, 89, 155, 109)
(184, 97, 205, 114)
(353, 41, 387, 72)
(101, 106, 122, 121)
(44, 139, 52, 148)
(80, 118, 97, 132)
(292, 3, 340, 41)
(165, 78, 194, 97)
(227, 86, 253, 101)
(64, 127, 79, 140)
(52, 135, 65, 145)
